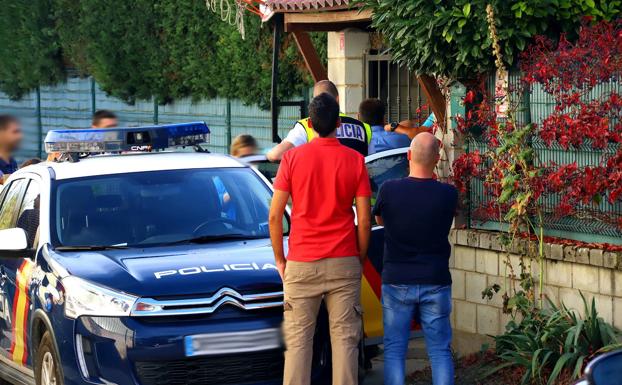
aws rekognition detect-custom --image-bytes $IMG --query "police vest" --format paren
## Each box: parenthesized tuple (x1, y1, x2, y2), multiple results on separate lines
(298, 113, 372, 157)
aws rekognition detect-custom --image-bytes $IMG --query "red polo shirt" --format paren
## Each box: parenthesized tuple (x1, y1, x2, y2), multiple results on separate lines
(274, 137, 371, 262)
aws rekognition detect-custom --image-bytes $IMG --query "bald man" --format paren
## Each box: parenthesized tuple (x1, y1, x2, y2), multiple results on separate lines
(267, 80, 371, 161)
(372, 132, 457, 385)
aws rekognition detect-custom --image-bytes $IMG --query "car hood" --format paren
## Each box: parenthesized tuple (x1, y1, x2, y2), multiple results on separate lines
(50, 239, 283, 297)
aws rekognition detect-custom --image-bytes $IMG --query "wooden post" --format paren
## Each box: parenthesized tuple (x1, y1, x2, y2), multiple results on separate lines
(417, 74, 446, 131)
(292, 30, 327, 82)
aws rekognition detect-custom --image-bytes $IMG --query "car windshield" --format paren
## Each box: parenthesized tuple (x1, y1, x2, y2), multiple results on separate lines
(52, 168, 285, 247)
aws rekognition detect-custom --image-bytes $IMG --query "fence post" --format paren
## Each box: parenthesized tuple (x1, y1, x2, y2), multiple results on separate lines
(36, 87, 43, 158)
(153, 99, 159, 125)
(225, 99, 232, 152)
(449, 81, 468, 228)
(90, 77, 96, 114)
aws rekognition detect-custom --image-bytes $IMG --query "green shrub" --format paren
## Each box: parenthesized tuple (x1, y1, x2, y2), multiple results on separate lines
(488, 293, 622, 385)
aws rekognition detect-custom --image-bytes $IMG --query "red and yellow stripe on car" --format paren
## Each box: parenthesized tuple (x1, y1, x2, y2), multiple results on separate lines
(10, 260, 34, 366)
(361, 259, 383, 340)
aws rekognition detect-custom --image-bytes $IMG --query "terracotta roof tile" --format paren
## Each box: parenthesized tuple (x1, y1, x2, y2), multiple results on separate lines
(265, 0, 356, 12)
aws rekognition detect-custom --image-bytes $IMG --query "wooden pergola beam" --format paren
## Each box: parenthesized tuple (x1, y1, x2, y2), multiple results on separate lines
(292, 30, 328, 82)
(417, 75, 446, 130)
(284, 9, 372, 32)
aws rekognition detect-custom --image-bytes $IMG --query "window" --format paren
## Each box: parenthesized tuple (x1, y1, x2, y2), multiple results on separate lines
(0, 179, 28, 231)
(366, 153, 410, 204)
(52, 168, 288, 247)
(16, 180, 40, 248)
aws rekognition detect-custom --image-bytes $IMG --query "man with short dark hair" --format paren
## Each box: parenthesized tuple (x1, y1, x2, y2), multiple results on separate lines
(373, 132, 457, 385)
(358, 98, 410, 154)
(92, 110, 118, 128)
(0, 115, 22, 181)
(269, 93, 372, 385)
(266, 80, 371, 161)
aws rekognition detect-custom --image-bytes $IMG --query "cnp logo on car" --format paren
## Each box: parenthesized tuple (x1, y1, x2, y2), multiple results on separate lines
(154, 263, 278, 279)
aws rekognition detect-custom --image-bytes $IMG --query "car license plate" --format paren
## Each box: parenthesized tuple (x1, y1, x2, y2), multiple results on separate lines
(184, 328, 281, 357)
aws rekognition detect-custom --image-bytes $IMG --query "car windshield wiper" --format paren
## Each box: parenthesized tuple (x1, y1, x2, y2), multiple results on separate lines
(166, 234, 266, 245)
(55, 245, 130, 251)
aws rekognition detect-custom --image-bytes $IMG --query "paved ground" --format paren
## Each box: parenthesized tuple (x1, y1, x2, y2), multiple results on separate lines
(365, 338, 429, 385)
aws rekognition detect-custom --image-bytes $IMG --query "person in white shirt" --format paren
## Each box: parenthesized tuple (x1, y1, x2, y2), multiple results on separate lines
(266, 80, 371, 161)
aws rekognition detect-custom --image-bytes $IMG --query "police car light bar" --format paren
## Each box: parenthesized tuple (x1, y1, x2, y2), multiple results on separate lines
(44, 122, 210, 154)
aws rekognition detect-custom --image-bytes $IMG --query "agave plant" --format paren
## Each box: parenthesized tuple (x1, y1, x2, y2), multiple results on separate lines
(486, 293, 622, 385)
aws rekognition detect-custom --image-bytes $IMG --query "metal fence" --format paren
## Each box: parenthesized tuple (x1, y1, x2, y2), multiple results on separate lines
(365, 50, 428, 122)
(466, 71, 622, 245)
(0, 75, 307, 161)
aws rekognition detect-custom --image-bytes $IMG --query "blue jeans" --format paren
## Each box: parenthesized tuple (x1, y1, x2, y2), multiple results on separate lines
(382, 283, 454, 385)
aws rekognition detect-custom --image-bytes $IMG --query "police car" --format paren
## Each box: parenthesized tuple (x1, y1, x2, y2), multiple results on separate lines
(0, 123, 337, 385)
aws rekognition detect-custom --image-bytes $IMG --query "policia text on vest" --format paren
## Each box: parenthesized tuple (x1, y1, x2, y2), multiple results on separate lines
(298, 113, 372, 156)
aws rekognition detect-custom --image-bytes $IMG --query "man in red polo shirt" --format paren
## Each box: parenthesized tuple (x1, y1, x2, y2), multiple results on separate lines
(269, 93, 372, 385)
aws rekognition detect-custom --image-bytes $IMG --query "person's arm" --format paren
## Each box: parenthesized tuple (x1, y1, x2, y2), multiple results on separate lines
(375, 215, 384, 226)
(384, 120, 432, 140)
(355, 196, 371, 263)
(266, 141, 294, 162)
(266, 122, 307, 162)
(269, 189, 290, 280)
(372, 183, 385, 227)
(355, 158, 372, 263)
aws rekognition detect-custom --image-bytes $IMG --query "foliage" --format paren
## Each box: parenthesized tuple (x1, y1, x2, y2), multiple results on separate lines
(452, 19, 622, 232)
(451, 17, 622, 385)
(489, 294, 622, 385)
(0, 0, 65, 99)
(1, 0, 325, 107)
(359, 0, 621, 80)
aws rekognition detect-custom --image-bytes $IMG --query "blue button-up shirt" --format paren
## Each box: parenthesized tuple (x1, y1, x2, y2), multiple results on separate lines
(368, 125, 411, 155)
(0, 157, 17, 177)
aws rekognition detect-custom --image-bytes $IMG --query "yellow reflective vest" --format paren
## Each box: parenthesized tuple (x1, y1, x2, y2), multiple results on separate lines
(297, 113, 372, 156)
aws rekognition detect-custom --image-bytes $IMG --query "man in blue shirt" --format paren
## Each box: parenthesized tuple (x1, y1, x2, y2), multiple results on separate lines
(0, 115, 22, 182)
(373, 132, 458, 385)
(358, 98, 410, 155)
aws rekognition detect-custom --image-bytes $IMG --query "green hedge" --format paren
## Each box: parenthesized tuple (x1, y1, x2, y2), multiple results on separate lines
(0, 0, 325, 108)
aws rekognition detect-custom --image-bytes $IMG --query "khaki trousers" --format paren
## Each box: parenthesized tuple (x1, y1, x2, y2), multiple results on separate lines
(282, 257, 363, 385)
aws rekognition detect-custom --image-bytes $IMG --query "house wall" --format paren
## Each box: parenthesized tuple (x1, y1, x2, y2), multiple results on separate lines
(450, 228, 622, 355)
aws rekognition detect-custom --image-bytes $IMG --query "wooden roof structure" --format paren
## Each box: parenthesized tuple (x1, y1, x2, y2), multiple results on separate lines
(266, 0, 445, 141)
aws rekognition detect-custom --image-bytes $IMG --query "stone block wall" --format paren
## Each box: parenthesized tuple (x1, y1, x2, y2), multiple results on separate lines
(450, 229, 622, 355)
(327, 30, 369, 117)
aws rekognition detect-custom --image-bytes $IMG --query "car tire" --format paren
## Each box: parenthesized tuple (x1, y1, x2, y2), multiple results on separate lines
(34, 331, 63, 385)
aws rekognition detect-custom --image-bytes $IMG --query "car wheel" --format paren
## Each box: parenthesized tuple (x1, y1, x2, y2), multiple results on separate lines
(35, 331, 63, 385)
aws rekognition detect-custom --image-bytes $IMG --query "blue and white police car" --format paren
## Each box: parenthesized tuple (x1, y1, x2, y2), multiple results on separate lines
(0, 123, 332, 385)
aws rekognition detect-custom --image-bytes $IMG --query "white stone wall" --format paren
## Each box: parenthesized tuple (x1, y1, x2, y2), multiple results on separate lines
(450, 229, 622, 352)
(327, 29, 369, 117)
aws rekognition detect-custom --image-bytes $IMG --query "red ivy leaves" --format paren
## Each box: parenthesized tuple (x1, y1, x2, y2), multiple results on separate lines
(452, 20, 622, 231)
(452, 150, 482, 193)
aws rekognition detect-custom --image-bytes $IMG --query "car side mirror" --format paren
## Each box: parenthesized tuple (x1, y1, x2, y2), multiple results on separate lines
(0, 228, 33, 258)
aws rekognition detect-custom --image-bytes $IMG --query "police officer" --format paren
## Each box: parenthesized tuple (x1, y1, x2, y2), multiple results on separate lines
(267, 80, 371, 161)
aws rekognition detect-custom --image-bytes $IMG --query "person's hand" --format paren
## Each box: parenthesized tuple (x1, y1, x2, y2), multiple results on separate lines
(276, 259, 287, 281)
(384, 123, 393, 132)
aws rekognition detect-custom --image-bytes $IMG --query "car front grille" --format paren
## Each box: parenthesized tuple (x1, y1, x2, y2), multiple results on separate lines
(134, 349, 284, 385)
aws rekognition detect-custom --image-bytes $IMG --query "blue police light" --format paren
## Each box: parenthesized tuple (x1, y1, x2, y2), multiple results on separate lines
(44, 122, 210, 154)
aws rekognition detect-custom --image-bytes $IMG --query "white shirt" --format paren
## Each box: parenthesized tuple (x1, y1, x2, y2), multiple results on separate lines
(284, 122, 308, 147)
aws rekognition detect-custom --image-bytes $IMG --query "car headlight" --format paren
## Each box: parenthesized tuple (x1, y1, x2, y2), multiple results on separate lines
(62, 276, 138, 319)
